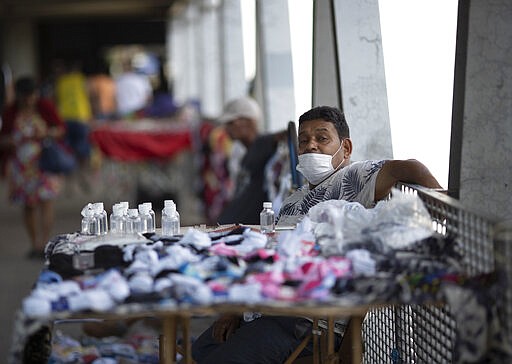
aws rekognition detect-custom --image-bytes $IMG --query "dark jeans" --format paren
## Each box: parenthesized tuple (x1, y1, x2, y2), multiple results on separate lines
(192, 316, 315, 364)
(65, 120, 91, 160)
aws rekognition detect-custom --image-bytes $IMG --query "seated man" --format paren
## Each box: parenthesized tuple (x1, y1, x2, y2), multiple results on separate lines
(192, 106, 442, 364)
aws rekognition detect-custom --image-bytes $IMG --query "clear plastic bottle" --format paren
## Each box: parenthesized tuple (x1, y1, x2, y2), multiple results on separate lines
(93, 202, 108, 235)
(126, 208, 142, 234)
(138, 203, 152, 234)
(81, 203, 99, 235)
(143, 202, 156, 233)
(110, 203, 126, 234)
(161, 200, 180, 236)
(260, 201, 275, 234)
(119, 201, 129, 229)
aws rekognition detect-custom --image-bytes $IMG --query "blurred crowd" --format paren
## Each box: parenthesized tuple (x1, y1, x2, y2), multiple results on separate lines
(0, 53, 286, 261)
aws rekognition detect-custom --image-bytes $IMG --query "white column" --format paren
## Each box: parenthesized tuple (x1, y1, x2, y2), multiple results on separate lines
(255, 0, 295, 133)
(168, 14, 187, 105)
(333, 0, 392, 161)
(168, 3, 201, 106)
(220, 0, 247, 105)
(198, 0, 222, 118)
(312, 0, 340, 108)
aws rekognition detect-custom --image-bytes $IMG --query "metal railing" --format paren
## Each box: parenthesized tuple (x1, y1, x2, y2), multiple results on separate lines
(362, 184, 510, 363)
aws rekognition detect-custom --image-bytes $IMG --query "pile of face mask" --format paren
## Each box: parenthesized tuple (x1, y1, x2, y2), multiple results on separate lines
(307, 188, 434, 255)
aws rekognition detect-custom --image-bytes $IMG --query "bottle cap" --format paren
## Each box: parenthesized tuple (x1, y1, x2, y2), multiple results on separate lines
(81, 203, 95, 217)
(93, 202, 104, 213)
(263, 202, 272, 209)
(163, 205, 176, 216)
(119, 201, 129, 211)
(112, 204, 124, 216)
(143, 202, 153, 210)
(164, 200, 175, 208)
(138, 203, 149, 214)
(127, 208, 139, 217)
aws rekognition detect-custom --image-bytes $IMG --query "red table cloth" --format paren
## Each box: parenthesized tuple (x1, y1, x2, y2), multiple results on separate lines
(90, 119, 192, 162)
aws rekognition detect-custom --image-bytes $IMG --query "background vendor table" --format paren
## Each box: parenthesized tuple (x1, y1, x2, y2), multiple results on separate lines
(89, 119, 204, 225)
(90, 119, 193, 162)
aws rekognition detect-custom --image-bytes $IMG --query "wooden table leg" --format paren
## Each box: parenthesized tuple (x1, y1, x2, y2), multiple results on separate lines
(181, 315, 192, 364)
(327, 317, 338, 363)
(161, 316, 177, 364)
(313, 318, 320, 364)
(350, 316, 363, 364)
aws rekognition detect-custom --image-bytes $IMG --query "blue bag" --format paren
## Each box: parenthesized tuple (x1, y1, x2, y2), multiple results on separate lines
(39, 138, 77, 174)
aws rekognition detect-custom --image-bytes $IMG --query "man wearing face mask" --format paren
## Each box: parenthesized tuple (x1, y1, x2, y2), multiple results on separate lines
(192, 106, 442, 364)
(277, 105, 442, 225)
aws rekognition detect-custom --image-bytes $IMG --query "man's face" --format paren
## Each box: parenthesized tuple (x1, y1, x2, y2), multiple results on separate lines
(224, 117, 250, 141)
(298, 118, 345, 167)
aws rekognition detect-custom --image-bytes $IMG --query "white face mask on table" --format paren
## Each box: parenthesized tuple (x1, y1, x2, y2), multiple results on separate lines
(296, 144, 344, 185)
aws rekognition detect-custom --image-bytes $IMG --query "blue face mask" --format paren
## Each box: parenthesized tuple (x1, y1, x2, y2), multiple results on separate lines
(296, 144, 344, 185)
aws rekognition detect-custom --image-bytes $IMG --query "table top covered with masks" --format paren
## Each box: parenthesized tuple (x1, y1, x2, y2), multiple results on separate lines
(10, 187, 507, 364)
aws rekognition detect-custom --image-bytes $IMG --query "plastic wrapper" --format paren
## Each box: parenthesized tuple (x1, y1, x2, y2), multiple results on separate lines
(308, 188, 433, 255)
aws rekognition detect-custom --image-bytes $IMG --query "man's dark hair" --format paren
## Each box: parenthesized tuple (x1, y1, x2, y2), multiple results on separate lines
(298, 106, 350, 139)
(15, 76, 37, 98)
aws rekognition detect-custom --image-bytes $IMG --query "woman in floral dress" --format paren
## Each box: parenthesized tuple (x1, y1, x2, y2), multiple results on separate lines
(0, 76, 66, 258)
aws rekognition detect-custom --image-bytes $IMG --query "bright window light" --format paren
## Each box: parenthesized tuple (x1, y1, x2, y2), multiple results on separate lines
(379, 0, 458, 188)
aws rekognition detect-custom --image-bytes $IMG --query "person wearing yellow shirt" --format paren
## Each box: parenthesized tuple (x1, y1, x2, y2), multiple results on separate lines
(55, 60, 94, 190)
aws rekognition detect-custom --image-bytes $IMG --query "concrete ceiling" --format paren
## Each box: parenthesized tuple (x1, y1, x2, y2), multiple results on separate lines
(0, 0, 178, 20)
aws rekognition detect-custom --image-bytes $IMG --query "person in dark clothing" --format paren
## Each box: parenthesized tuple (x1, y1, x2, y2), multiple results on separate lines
(217, 96, 285, 225)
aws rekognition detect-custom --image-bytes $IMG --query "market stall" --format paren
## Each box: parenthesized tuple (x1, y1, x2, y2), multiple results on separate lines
(10, 185, 511, 364)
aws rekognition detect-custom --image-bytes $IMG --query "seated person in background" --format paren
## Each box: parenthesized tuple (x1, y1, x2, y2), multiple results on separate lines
(192, 105, 442, 364)
(217, 96, 286, 225)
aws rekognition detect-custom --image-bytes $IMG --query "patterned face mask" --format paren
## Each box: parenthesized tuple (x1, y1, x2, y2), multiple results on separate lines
(296, 143, 344, 185)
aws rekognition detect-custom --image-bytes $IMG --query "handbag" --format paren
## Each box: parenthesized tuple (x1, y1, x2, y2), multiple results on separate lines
(39, 138, 77, 174)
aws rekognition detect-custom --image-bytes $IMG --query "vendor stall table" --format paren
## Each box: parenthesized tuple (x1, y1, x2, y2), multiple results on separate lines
(10, 185, 511, 364)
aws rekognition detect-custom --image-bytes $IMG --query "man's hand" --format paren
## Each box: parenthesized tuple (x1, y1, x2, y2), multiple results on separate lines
(212, 314, 241, 342)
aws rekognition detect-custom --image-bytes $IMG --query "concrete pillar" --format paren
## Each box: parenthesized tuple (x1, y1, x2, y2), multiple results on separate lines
(220, 0, 247, 104)
(167, 16, 186, 104)
(168, 3, 201, 107)
(312, 0, 341, 108)
(197, 0, 222, 118)
(255, 0, 295, 133)
(332, 0, 392, 161)
(456, 0, 512, 219)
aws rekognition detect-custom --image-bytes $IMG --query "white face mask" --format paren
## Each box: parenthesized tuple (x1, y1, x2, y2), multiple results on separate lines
(296, 144, 344, 185)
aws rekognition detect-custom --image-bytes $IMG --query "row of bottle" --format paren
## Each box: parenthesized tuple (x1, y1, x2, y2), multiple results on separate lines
(81, 200, 180, 236)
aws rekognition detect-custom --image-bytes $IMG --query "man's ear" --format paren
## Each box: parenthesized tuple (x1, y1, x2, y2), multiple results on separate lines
(342, 138, 353, 158)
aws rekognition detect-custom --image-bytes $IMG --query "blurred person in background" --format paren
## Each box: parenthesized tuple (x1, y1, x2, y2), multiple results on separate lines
(87, 57, 117, 122)
(142, 58, 178, 118)
(114, 58, 152, 119)
(0, 76, 66, 258)
(216, 96, 286, 225)
(55, 60, 94, 191)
